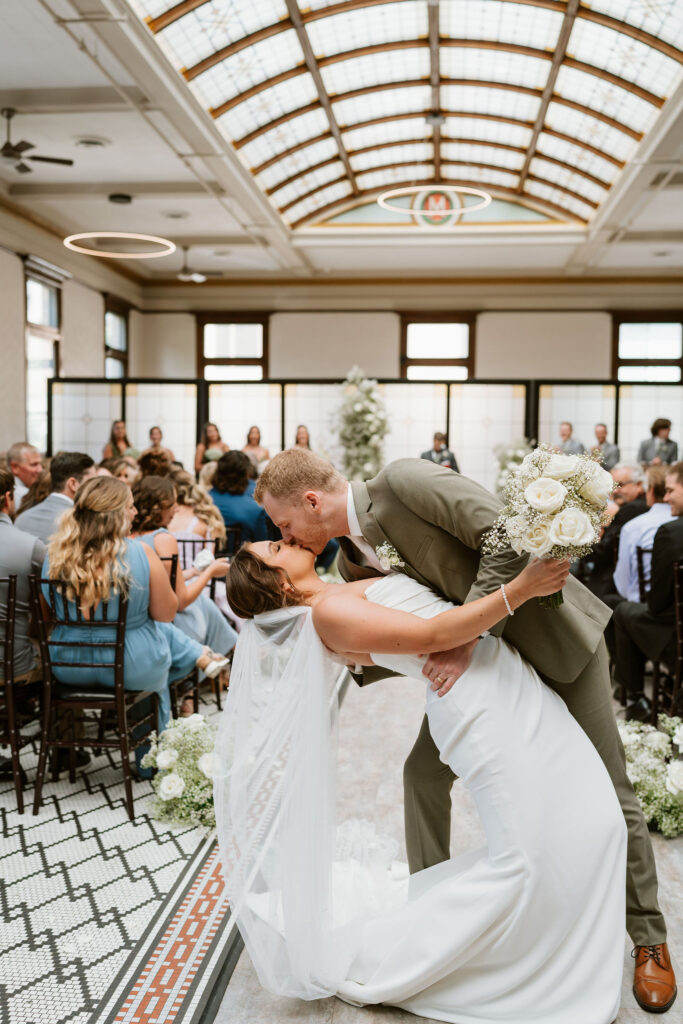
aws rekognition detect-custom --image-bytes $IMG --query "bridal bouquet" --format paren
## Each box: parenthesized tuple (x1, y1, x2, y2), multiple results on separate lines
(483, 444, 615, 608)
(618, 715, 683, 838)
(141, 713, 219, 828)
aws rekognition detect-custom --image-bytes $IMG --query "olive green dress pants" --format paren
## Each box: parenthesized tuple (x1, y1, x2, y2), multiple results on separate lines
(403, 638, 666, 946)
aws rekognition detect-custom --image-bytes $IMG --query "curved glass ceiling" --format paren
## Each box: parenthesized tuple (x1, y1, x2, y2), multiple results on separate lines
(128, 0, 683, 228)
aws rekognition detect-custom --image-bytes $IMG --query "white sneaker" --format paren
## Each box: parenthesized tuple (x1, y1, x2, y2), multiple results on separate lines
(203, 657, 230, 679)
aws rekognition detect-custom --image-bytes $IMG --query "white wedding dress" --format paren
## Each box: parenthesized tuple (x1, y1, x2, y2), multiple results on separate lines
(215, 574, 627, 1024)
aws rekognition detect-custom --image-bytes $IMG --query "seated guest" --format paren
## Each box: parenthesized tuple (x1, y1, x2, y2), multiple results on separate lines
(141, 426, 175, 463)
(102, 420, 139, 460)
(45, 477, 227, 736)
(583, 463, 648, 599)
(15, 451, 95, 544)
(0, 467, 45, 685)
(194, 422, 229, 473)
(210, 451, 269, 542)
(613, 467, 671, 602)
(242, 425, 270, 471)
(292, 424, 311, 450)
(7, 442, 43, 506)
(420, 432, 459, 472)
(131, 477, 235, 701)
(557, 421, 585, 455)
(137, 450, 171, 478)
(592, 423, 620, 471)
(638, 418, 678, 466)
(612, 461, 683, 721)
(198, 462, 217, 490)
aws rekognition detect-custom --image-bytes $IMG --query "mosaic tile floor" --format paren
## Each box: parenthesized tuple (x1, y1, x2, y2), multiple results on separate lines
(0, 694, 238, 1024)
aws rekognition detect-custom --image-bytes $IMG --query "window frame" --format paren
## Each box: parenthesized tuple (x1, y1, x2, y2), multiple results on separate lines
(25, 271, 62, 448)
(611, 312, 683, 382)
(399, 312, 476, 380)
(104, 296, 130, 378)
(196, 312, 270, 380)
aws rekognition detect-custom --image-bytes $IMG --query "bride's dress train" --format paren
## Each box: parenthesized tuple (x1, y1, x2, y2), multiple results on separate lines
(216, 574, 627, 1024)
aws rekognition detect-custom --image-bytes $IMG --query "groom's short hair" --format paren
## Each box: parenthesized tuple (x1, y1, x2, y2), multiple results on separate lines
(254, 449, 345, 504)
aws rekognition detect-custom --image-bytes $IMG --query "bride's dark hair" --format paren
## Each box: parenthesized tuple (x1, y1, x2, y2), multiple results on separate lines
(227, 546, 306, 619)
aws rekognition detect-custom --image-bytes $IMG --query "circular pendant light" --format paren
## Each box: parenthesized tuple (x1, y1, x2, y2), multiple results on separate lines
(63, 231, 176, 259)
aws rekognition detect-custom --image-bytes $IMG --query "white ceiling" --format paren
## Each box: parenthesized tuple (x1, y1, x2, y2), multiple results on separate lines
(0, 0, 681, 285)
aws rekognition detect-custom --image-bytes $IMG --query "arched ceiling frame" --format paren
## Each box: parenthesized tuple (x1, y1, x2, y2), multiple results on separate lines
(134, 0, 683, 229)
(287, 177, 590, 230)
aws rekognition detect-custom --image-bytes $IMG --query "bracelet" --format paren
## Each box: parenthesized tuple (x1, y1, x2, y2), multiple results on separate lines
(500, 583, 514, 617)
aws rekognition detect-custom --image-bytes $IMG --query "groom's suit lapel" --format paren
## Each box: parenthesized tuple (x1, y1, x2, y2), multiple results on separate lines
(349, 481, 433, 590)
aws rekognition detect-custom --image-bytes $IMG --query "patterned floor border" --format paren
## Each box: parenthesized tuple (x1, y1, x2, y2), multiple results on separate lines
(96, 833, 242, 1024)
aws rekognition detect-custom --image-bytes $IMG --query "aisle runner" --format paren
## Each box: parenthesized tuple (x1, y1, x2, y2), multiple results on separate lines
(0, 697, 237, 1024)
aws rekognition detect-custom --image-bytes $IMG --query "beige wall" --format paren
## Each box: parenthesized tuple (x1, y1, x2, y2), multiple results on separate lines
(129, 311, 195, 377)
(0, 248, 27, 448)
(61, 279, 105, 377)
(269, 312, 400, 377)
(475, 311, 612, 379)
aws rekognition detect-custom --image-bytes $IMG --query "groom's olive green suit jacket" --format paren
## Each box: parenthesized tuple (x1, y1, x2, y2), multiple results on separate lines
(337, 458, 611, 685)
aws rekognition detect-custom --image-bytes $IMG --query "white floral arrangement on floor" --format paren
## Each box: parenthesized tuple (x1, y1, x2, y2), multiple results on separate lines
(482, 444, 615, 608)
(618, 715, 683, 838)
(493, 438, 535, 496)
(337, 365, 388, 481)
(141, 714, 219, 828)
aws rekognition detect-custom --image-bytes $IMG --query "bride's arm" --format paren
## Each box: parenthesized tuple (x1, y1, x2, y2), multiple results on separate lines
(313, 559, 569, 656)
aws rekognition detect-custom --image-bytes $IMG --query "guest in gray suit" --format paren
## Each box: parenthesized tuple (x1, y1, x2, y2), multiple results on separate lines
(558, 421, 585, 455)
(637, 418, 678, 466)
(15, 451, 96, 544)
(593, 423, 620, 470)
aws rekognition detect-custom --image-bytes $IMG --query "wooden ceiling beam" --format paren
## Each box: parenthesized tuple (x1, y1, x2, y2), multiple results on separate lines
(283, 0, 358, 195)
(517, 0, 580, 192)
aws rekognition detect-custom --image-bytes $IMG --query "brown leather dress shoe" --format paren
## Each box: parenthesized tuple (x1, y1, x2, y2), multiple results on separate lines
(633, 944, 677, 1013)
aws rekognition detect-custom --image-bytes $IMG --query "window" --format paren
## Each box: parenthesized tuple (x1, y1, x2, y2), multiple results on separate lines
(400, 315, 475, 380)
(197, 314, 269, 380)
(25, 276, 60, 452)
(612, 316, 683, 382)
(105, 301, 129, 378)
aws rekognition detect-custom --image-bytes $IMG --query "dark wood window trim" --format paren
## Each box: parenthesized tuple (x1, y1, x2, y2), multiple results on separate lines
(104, 295, 131, 377)
(399, 312, 476, 379)
(196, 312, 270, 379)
(611, 311, 683, 380)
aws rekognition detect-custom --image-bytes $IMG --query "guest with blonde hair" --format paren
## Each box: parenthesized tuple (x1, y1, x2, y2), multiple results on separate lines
(44, 476, 224, 736)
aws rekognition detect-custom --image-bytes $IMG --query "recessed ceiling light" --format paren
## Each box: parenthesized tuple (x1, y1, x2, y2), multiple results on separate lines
(163, 210, 190, 220)
(212, 249, 232, 257)
(108, 193, 132, 204)
(653, 250, 672, 258)
(73, 136, 110, 148)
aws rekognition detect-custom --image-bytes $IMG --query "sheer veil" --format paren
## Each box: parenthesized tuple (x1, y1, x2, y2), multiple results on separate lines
(213, 606, 345, 998)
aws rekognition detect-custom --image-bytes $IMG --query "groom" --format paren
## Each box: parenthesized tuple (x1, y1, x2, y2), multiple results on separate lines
(255, 450, 676, 1013)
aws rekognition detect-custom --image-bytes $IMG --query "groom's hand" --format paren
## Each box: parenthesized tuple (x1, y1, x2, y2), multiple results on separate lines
(423, 639, 479, 697)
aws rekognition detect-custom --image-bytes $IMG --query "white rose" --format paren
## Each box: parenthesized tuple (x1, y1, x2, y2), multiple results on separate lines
(198, 752, 220, 778)
(665, 760, 683, 796)
(520, 521, 554, 556)
(156, 748, 178, 770)
(544, 454, 580, 480)
(579, 462, 614, 507)
(353, 402, 363, 412)
(158, 772, 185, 801)
(185, 714, 207, 732)
(524, 477, 567, 514)
(620, 729, 640, 747)
(673, 724, 683, 748)
(548, 507, 594, 547)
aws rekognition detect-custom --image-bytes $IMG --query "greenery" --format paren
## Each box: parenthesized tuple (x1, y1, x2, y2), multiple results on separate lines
(337, 365, 388, 481)
(141, 713, 218, 828)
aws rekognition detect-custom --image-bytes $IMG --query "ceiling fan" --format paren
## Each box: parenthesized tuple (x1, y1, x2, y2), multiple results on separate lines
(1, 107, 74, 174)
(176, 246, 224, 283)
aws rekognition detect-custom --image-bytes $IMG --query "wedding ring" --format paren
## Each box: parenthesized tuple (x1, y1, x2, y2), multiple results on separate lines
(436, 675, 445, 685)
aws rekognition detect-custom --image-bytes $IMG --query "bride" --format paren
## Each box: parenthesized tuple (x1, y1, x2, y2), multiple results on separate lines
(214, 540, 627, 1024)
